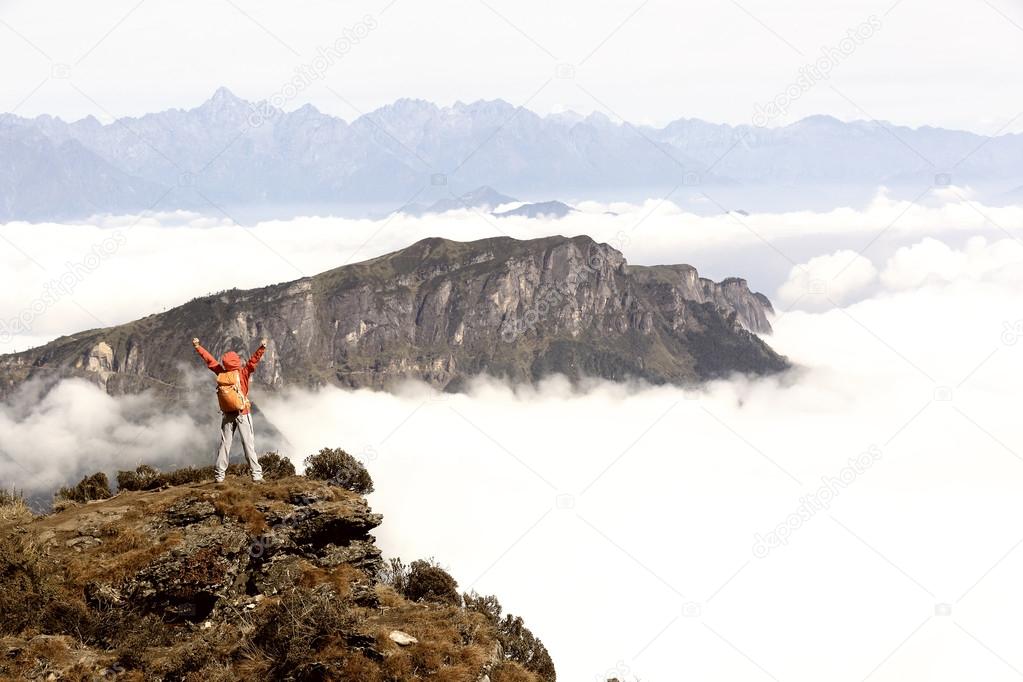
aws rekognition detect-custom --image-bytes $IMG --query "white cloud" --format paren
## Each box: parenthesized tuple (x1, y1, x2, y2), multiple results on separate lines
(881, 236, 1023, 291)
(0, 376, 212, 494)
(777, 249, 878, 311)
(3, 221, 1023, 679)
(931, 184, 977, 204)
(777, 231, 1023, 313)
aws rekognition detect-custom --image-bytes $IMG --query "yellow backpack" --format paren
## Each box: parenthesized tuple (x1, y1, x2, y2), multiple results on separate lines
(216, 370, 250, 413)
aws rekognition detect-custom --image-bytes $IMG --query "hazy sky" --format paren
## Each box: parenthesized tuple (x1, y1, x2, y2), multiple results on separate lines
(1, 0, 1021, 132)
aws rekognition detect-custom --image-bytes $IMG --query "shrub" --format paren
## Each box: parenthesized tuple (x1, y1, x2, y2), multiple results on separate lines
(52, 498, 80, 513)
(465, 591, 556, 682)
(56, 472, 112, 504)
(403, 558, 460, 606)
(463, 591, 502, 622)
(378, 557, 409, 594)
(258, 452, 296, 479)
(41, 598, 96, 639)
(161, 465, 217, 486)
(497, 614, 556, 682)
(252, 585, 358, 674)
(303, 448, 373, 493)
(0, 534, 62, 635)
(116, 464, 161, 491)
(117, 453, 295, 492)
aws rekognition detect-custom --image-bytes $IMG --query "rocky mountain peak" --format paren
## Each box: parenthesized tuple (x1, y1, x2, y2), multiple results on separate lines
(194, 86, 250, 122)
(0, 235, 786, 401)
(205, 86, 244, 108)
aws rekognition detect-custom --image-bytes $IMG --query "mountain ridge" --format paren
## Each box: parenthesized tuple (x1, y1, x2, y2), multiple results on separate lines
(0, 235, 786, 402)
(3, 88, 1021, 221)
(10, 87, 1015, 138)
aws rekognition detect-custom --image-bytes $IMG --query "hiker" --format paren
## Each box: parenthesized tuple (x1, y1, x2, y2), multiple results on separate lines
(192, 337, 268, 483)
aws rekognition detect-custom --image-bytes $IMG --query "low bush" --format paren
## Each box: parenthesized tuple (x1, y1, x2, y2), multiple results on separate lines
(257, 451, 296, 479)
(496, 614, 556, 682)
(378, 557, 409, 594)
(403, 558, 460, 606)
(41, 598, 96, 639)
(252, 585, 359, 674)
(465, 591, 556, 682)
(303, 448, 373, 493)
(117, 453, 297, 491)
(56, 472, 112, 504)
(116, 464, 161, 491)
(0, 534, 63, 636)
(463, 591, 502, 622)
(161, 465, 217, 487)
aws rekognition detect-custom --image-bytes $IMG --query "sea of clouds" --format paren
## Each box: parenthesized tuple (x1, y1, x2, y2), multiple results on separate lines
(2, 192, 1023, 680)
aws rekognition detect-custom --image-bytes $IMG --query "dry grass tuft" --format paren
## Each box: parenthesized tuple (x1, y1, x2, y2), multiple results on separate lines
(299, 561, 363, 599)
(212, 488, 268, 534)
(72, 531, 183, 587)
(0, 489, 32, 524)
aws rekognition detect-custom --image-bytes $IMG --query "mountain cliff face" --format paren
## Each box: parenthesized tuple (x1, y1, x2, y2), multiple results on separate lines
(0, 235, 786, 401)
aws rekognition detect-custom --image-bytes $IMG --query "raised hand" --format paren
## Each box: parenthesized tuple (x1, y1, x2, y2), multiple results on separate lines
(192, 337, 200, 347)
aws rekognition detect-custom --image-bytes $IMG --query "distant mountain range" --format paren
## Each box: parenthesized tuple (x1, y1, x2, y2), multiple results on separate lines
(0, 235, 785, 400)
(494, 200, 577, 219)
(2, 87, 1021, 221)
(399, 185, 518, 216)
(399, 187, 577, 220)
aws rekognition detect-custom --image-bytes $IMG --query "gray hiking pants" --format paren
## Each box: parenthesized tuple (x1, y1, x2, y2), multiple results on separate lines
(216, 412, 263, 481)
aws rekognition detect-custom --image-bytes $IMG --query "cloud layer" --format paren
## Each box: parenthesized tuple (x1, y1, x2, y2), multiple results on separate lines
(3, 201, 1023, 679)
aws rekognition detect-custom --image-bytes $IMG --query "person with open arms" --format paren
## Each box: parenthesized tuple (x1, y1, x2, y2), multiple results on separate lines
(192, 336, 268, 483)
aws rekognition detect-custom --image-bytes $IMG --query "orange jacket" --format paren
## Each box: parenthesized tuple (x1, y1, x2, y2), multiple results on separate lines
(196, 344, 265, 414)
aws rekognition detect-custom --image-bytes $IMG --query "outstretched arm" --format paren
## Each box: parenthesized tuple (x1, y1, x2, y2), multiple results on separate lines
(192, 338, 223, 373)
(245, 338, 268, 374)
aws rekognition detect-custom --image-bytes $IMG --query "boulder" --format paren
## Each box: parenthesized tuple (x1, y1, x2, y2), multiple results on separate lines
(389, 630, 418, 646)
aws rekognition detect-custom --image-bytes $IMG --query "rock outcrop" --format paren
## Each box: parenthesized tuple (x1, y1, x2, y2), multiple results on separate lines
(0, 475, 552, 681)
(0, 235, 786, 402)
